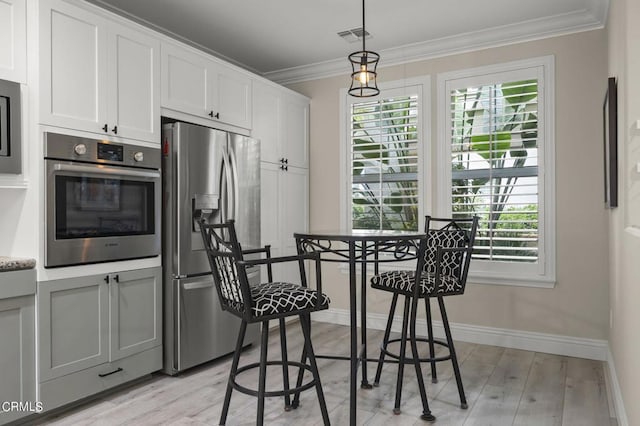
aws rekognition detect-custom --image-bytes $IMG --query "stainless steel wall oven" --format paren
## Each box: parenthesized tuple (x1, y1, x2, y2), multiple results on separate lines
(44, 132, 161, 267)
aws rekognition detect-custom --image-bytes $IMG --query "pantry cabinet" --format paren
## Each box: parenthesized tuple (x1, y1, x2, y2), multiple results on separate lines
(37, 267, 162, 411)
(0, 0, 26, 83)
(39, 0, 160, 144)
(161, 41, 252, 130)
(254, 80, 310, 282)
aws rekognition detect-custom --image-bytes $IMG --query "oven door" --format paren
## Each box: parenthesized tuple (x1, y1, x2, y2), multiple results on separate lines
(45, 160, 161, 267)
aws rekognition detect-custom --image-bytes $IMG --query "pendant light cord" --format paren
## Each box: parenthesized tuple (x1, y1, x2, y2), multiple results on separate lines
(362, 0, 366, 53)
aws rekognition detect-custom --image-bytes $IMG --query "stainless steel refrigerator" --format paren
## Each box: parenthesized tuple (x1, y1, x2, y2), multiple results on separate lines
(162, 121, 260, 375)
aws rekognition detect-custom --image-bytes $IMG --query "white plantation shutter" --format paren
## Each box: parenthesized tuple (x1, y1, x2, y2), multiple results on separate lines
(450, 80, 539, 262)
(439, 57, 555, 285)
(350, 93, 420, 231)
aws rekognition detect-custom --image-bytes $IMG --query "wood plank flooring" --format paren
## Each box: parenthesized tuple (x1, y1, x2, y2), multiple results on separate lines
(37, 321, 616, 426)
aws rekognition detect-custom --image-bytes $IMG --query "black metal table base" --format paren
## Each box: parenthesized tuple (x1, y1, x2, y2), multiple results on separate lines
(295, 231, 425, 426)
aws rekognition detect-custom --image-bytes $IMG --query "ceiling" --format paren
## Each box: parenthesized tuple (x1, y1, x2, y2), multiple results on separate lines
(86, 0, 608, 84)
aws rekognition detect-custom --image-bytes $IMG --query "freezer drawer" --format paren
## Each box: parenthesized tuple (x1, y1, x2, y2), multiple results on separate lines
(175, 274, 258, 372)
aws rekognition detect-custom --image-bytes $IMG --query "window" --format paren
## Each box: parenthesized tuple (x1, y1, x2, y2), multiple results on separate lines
(342, 81, 428, 232)
(437, 57, 555, 286)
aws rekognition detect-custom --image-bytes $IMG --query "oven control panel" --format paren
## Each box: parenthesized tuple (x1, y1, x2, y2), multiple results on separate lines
(97, 142, 124, 162)
(44, 132, 160, 170)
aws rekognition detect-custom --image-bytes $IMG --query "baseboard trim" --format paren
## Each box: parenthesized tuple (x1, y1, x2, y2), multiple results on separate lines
(312, 308, 609, 361)
(606, 347, 629, 426)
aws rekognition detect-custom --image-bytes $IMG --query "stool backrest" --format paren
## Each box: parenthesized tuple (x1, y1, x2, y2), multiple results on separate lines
(199, 219, 251, 319)
(421, 216, 479, 295)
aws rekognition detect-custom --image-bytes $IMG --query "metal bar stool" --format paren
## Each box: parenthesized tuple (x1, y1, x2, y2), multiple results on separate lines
(370, 215, 478, 421)
(199, 219, 331, 426)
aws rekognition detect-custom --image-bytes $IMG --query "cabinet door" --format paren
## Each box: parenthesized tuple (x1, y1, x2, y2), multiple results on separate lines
(214, 63, 252, 129)
(38, 275, 109, 382)
(279, 166, 309, 283)
(0, 0, 26, 83)
(109, 267, 161, 361)
(107, 23, 160, 143)
(283, 95, 309, 169)
(40, 0, 108, 134)
(0, 296, 35, 424)
(260, 162, 282, 282)
(253, 82, 282, 164)
(161, 43, 212, 118)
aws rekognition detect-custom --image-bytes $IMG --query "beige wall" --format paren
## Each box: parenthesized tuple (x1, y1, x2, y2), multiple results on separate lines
(288, 29, 610, 340)
(608, 0, 640, 423)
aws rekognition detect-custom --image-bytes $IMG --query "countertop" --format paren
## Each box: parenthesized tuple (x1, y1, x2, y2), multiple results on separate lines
(0, 256, 36, 272)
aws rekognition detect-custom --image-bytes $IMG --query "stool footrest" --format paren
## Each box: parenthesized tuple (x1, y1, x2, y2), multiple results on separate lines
(379, 337, 452, 363)
(231, 360, 316, 398)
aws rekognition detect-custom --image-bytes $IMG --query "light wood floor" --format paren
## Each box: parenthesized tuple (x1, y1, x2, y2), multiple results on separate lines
(38, 321, 616, 426)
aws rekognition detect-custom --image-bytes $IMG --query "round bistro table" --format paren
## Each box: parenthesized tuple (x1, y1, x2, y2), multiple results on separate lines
(294, 229, 426, 426)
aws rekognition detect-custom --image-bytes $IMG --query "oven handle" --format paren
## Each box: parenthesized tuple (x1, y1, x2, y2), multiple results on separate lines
(53, 163, 160, 179)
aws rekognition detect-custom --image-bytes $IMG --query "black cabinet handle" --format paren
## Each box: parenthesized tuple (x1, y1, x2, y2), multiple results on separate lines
(105, 275, 119, 284)
(99, 367, 123, 378)
(208, 111, 220, 119)
(112, 125, 118, 134)
(102, 124, 108, 132)
(280, 165, 288, 171)
(283, 158, 288, 164)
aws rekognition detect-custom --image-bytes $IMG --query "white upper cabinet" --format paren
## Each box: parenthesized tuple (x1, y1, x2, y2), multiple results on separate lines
(252, 80, 308, 168)
(0, 0, 26, 83)
(161, 42, 252, 130)
(40, 0, 160, 144)
(107, 23, 160, 143)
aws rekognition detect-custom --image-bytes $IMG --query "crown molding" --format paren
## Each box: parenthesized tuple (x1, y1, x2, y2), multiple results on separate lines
(265, 5, 608, 85)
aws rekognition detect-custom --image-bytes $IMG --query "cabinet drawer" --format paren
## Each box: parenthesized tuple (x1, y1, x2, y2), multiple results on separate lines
(38, 345, 162, 413)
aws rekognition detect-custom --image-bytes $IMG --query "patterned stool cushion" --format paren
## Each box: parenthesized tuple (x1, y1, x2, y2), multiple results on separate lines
(371, 270, 463, 296)
(250, 282, 330, 317)
(424, 229, 466, 277)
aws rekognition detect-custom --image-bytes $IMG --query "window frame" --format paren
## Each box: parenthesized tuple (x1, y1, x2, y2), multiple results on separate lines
(436, 56, 556, 287)
(340, 77, 431, 234)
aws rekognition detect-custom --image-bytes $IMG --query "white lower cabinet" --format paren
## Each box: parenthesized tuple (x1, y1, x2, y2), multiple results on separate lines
(0, 269, 36, 426)
(261, 162, 309, 283)
(37, 266, 162, 411)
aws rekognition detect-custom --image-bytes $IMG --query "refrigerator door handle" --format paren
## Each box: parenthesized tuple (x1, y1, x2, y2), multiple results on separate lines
(228, 142, 240, 222)
(221, 147, 233, 223)
(182, 280, 214, 290)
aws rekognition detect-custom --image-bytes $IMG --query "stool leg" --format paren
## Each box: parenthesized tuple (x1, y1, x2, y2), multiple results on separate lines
(424, 297, 438, 383)
(220, 319, 248, 425)
(291, 314, 310, 409)
(300, 314, 331, 425)
(438, 296, 467, 409)
(410, 296, 435, 422)
(279, 318, 292, 411)
(257, 320, 270, 426)
(393, 296, 411, 415)
(374, 292, 399, 386)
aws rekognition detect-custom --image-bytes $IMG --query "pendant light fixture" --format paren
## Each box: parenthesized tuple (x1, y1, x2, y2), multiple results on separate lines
(348, 0, 380, 97)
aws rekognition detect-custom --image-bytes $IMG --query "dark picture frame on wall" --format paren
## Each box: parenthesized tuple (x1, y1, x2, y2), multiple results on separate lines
(603, 76, 618, 208)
